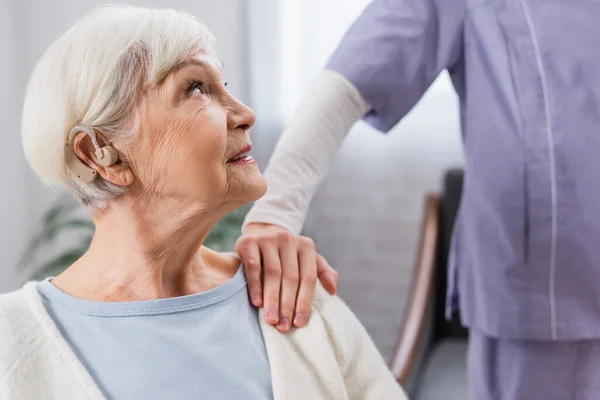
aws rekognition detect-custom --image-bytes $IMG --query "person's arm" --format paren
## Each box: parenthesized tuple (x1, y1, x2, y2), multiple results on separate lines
(242, 69, 371, 235)
(238, 0, 465, 333)
(237, 70, 367, 333)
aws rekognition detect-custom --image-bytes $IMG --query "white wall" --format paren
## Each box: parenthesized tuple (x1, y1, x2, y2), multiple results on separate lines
(0, 0, 30, 291)
(0, 0, 248, 291)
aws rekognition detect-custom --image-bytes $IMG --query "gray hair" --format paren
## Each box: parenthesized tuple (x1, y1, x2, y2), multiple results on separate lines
(21, 5, 216, 210)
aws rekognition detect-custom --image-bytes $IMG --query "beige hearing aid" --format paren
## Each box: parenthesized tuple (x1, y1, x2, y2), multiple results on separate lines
(95, 146, 119, 167)
(65, 125, 119, 183)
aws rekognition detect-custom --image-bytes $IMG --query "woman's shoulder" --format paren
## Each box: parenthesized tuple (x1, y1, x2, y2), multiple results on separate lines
(308, 284, 409, 399)
(0, 285, 36, 330)
(0, 283, 93, 397)
(0, 284, 48, 370)
(309, 283, 368, 358)
(310, 282, 351, 322)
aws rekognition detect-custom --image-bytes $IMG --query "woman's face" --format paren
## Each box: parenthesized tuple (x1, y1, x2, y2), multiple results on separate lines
(128, 51, 266, 210)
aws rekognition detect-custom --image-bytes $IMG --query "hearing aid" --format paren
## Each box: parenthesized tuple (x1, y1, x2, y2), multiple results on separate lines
(65, 125, 119, 183)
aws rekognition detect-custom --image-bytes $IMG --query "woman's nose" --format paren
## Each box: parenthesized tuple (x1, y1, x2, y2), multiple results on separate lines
(229, 100, 256, 132)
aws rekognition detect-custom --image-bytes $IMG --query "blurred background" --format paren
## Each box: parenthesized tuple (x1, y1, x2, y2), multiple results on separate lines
(0, 0, 464, 365)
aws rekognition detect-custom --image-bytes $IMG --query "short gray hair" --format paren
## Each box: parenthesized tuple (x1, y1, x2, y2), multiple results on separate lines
(21, 5, 216, 210)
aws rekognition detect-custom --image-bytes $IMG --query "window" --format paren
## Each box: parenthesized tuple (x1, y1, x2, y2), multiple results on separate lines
(248, 0, 457, 128)
(279, 0, 372, 119)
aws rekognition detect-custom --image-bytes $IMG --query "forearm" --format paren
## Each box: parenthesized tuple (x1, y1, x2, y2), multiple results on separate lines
(243, 69, 371, 234)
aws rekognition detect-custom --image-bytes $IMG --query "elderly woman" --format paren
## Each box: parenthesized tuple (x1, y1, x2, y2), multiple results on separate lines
(0, 5, 406, 400)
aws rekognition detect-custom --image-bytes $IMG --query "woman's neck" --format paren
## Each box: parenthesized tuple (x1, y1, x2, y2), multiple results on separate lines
(52, 195, 241, 301)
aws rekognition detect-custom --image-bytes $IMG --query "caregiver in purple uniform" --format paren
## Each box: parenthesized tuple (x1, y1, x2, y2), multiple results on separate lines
(235, 0, 600, 398)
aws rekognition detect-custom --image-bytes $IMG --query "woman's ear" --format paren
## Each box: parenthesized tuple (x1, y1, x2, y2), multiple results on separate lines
(102, 161, 135, 187)
(72, 132, 134, 187)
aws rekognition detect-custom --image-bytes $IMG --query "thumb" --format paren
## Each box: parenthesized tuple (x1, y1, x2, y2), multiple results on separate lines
(317, 255, 339, 295)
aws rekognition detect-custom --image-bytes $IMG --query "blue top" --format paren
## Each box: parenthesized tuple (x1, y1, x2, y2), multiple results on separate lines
(37, 267, 273, 400)
(327, 0, 600, 340)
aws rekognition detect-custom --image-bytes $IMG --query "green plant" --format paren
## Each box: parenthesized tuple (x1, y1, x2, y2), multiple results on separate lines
(19, 194, 94, 280)
(20, 193, 250, 280)
(204, 204, 251, 252)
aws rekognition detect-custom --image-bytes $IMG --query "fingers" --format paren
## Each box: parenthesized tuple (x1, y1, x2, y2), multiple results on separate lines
(235, 236, 263, 307)
(317, 254, 339, 295)
(260, 241, 282, 325)
(276, 242, 299, 333)
(237, 223, 331, 332)
(294, 238, 318, 328)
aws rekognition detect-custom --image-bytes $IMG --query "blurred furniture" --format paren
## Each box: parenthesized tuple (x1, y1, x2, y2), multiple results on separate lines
(390, 169, 469, 399)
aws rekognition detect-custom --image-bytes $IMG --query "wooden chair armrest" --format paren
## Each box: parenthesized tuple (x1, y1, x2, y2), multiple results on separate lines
(389, 194, 440, 386)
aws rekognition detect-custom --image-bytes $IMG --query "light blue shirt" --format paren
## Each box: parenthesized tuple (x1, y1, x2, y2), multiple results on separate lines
(37, 267, 273, 400)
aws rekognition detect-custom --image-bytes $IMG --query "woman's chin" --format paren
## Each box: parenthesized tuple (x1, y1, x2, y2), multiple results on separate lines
(246, 176, 268, 202)
(229, 175, 267, 204)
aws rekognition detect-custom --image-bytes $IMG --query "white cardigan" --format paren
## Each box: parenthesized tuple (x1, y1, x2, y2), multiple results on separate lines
(0, 282, 407, 400)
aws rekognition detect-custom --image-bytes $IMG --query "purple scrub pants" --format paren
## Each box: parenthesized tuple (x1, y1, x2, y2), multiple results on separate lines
(469, 329, 600, 400)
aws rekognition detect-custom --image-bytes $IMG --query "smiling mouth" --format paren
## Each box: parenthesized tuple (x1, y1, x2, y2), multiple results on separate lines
(227, 154, 250, 163)
(227, 144, 253, 163)
(227, 145, 254, 164)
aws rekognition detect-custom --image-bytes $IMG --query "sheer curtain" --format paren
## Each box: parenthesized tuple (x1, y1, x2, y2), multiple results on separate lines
(277, 0, 371, 119)
(246, 0, 373, 165)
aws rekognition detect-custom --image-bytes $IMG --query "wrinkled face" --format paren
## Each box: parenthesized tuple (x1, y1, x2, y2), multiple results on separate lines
(127, 51, 266, 211)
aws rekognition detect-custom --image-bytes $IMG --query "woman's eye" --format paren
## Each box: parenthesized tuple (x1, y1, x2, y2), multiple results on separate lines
(188, 81, 205, 96)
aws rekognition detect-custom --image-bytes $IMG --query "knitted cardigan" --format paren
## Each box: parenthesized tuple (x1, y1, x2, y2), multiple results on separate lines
(0, 282, 407, 400)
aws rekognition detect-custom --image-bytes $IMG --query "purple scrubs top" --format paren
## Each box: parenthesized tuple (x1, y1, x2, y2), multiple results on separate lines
(327, 0, 600, 340)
